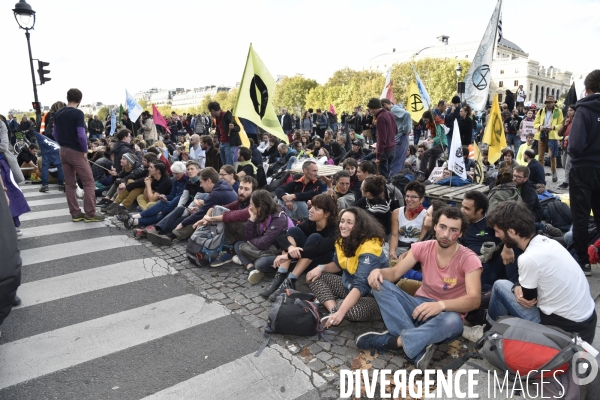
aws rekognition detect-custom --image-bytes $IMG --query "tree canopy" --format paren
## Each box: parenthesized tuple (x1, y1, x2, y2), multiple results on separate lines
(273, 76, 318, 115)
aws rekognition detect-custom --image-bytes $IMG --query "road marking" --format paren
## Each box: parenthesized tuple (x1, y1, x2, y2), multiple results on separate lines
(20, 221, 105, 237)
(22, 191, 62, 198)
(26, 197, 67, 207)
(19, 185, 59, 192)
(20, 235, 141, 266)
(15, 258, 176, 309)
(140, 345, 320, 400)
(19, 208, 69, 221)
(0, 294, 228, 390)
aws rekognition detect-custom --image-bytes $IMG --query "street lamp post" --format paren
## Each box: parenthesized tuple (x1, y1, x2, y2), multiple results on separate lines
(12, 0, 40, 124)
(455, 62, 463, 101)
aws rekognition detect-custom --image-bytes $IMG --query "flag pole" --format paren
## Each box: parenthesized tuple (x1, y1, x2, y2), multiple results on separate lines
(233, 43, 253, 116)
(492, 0, 503, 66)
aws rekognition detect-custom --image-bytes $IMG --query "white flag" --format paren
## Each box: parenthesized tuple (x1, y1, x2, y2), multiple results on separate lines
(411, 65, 431, 111)
(125, 90, 143, 122)
(463, 0, 503, 112)
(448, 119, 467, 180)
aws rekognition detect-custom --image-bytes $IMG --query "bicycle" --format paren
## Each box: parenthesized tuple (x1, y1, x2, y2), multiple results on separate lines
(13, 131, 31, 155)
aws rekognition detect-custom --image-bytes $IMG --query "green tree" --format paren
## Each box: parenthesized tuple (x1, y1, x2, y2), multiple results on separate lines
(273, 76, 319, 114)
(138, 99, 148, 110)
(97, 107, 109, 122)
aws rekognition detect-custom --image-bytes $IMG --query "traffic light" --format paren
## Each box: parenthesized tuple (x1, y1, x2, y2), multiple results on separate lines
(32, 102, 42, 111)
(37, 60, 51, 84)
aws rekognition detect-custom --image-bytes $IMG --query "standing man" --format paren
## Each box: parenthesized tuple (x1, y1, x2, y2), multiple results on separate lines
(88, 115, 103, 140)
(140, 111, 158, 146)
(433, 100, 446, 120)
(53, 88, 104, 222)
(533, 95, 563, 183)
(367, 98, 396, 179)
(208, 101, 241, 166)
(280, 108, 293, 142)
(568, 70, 600, 277)
(444, 96, 461, 147)
(516, 85, 526, 108)
(315, 109, 328, 139)
(382, 99, 411, 176)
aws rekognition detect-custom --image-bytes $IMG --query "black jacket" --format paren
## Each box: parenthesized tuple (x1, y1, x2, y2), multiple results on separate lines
(275, 176, 323, 202)
(527, 159, 546, 186)
(111, 141, 135, 173)
(280, 113, 293, 131)
(568, 93, 600, 168)
(458, 116, 474, 145)
(216, 111, 241, 146)
(519, 180, 544, 222)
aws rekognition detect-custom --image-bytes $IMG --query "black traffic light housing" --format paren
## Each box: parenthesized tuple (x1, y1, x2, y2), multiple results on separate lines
(37, 60, 51, 84)
(32, 101, 42, 111)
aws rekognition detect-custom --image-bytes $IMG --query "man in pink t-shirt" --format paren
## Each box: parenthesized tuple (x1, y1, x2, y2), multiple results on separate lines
(356, 207, 482, 369)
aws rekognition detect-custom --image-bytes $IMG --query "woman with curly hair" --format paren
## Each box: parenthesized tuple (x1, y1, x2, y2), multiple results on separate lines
(307, 207, 388, 327)
(259, 193, 338, 300)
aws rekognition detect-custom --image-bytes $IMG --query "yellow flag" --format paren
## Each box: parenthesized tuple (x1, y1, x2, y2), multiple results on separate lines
(407, 81, 425, 122)
(234, 116, 250, 148)
(482, 95, 507, 164)
(233, 44, 288, 143)
(472, 142, 485, 184)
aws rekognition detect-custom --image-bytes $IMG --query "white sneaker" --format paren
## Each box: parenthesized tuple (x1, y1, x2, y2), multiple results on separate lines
(248, 269, 264, 284)
(462, 325, 484, 342)
(232, 255, 242, 265)
(76, 186, 84, 199)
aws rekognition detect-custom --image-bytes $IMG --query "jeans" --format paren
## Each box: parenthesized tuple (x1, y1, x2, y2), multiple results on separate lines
(373, 281, 464, 360)
(569, 167, 600, 267)
(138, 198, 179, 226)
(564, 225, 574, 247)
(562, 150, 571, 184)
(390, 135, 409, 176)
(219, 142, 236, 166)
(233, 242, 277, 268)
(278, 199, 309, 220)
(286, 156, 297, 170)
(506, 134, 521, 155)
(480, 247, 521, 293)
(538, 139, 558, 172)
(156, 205, 186, 234)
(377, 150, 396, 179)
(487, 279, 540, 324)
(89, 133, 102, 140)
(419, 145, 444, 176)
(41, 154, 64, 186)
(60, 147, 97, 217)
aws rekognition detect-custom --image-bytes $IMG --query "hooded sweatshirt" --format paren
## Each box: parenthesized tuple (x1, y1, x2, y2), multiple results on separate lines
(568, 93, 600, 168)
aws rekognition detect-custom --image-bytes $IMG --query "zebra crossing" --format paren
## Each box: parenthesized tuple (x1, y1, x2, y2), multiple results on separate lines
(0, 183, 324, 400)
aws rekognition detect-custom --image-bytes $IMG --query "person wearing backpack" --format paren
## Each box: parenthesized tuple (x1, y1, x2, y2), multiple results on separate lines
(533, 95, 564, 183)
(486, 201, 596, 343)
(306, 207, 387, 328)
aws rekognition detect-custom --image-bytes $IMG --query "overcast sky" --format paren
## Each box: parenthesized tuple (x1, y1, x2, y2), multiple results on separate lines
(2, 0, 598, 113)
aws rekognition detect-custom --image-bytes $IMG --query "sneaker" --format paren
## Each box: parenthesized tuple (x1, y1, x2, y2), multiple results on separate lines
(552, 171, 558, 183)
(96, 198, 112, 206)
(355, 331, 393, 356)
(101, 202, 118, 213)
(39, 185, 49, 193)
(123, 217, 135, 229)
(191, 252, 211, 267)
(462, 325, 485, 342)
(147, 231, 173, 246)
(13, 295, 22, 306)
(15, 228, 22, 236)
(116, 209, 131, 221)
(268, 278, 296, 301)
(76, 186, 84, 198)
(415, 344, 437, 370)
(259, 272, 288, 298)
(84, 214, 105, 223)
(557, 182, 569, 189)
(210, 251, 233, 267)
(248, 269, 265, 284)
(542, 222, 563, 237)
(232, 255, 242, 265)
(106, 205, 125, 216)
(58, 184, 65, 192)
(72, 213, 86, 222)
(582, 264, 592, 276)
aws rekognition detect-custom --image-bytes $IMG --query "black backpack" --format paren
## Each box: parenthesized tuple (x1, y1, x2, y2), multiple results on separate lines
(389, 168, 415, 196)
(542, 199, 572, 232)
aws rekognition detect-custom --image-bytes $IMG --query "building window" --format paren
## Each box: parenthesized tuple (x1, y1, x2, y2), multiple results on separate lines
(465, 55, 469, 59)
(497, 51, 500, 56)
(500, 70, 504, 74)
(556, 90, 560, 99)
(514, 80, 519, 87)
(499, 81, 504, 87)
(515, 68, 519, 73)
(498, 94, 503, 102)
(552, 88, 555, 97)
(530, 83, 533, 91)
(535, 85, 539, 103)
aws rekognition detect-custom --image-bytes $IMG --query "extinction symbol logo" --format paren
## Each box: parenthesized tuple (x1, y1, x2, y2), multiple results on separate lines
(250, 74, 268, 119)
(492, 114, 504, 142)
(456, 147, 463, 158)
(410, 94, 423, 113)
(472, 65, 491, 90)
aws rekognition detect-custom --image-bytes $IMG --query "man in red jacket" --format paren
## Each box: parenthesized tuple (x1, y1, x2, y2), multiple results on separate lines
(367, 98, 396, 179)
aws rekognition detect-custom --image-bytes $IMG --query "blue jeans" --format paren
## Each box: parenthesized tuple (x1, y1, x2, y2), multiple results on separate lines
(506, 134, 521, 155)
(41, 153, 64, 186)
(373, 281, 464, 360)
(390, 135, 409, 176)
(219, 142, 237, 166)
(286, 156, 297, 170)
(564, 225, 574, 247)
(138, 198, 179, 226)
(155, 205, 186, 234)
(377, 150, 396, 179)
(278, 199, 309, 220)
(486, 279, 541, 325)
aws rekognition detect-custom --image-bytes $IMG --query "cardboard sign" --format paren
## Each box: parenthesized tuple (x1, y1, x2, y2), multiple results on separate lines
(428, 167, 445, 183)
(521, 120, 535, 141)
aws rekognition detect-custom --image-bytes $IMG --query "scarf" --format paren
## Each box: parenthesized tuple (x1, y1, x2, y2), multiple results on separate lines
(335, 238, 383, 275)
(238, 160, 257, 174)
(406, 204, 424, 219)
(189, 175, 199, 184)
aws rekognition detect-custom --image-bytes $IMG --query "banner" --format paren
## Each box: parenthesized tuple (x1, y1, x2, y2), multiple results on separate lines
(233, 44, 288, 143)
(463, 0, 503, 112)
(482, 95, 507, 164)
(110, 109, 116, 136)
(520, 120, 534, 141)
(235, 116, 250, 148)
(411, 65, 431, 111)
(152, 104, 170, 134)
(448, 119, 467, 179)
(381, 67, 396, 104)
(427, 167, 445, 183)
(125, 90, 143, 122)
(329, 103, 337, 116)
(472, 142, 485, 184)
(407, 81, 425, 122)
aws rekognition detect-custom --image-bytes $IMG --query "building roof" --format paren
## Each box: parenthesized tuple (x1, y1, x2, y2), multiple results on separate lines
(498, 37, 525, 53)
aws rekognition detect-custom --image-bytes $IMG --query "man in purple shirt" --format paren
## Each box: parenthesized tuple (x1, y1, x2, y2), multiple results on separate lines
(53, 88, 104, 222)
(367, 98, 396, 179)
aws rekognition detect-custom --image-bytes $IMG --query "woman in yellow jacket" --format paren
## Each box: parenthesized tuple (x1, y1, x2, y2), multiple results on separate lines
(533, 95, 564, 182)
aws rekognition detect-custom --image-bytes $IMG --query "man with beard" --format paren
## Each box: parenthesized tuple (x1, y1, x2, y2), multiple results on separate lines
(486, 201, 596, 343)
(356, 207, 482, 369)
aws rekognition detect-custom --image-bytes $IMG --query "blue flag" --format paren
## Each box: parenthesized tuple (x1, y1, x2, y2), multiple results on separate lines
(110, 109, 116, 136)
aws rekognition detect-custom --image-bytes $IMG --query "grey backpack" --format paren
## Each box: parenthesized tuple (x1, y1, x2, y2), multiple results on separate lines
(186, 206, 228, 264)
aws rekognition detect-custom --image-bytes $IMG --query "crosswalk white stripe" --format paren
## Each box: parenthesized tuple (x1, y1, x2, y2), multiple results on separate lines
(0, 294, 229, 390)
(20, 221, 105, 237)
(15, 258, 176, 309)
(26, 197, 67, 207)
(19, 185, 59, 192)
(141, 345, 320, 400)
(22, 191, 61, 198)
(19, 208, 70, 221)
(20, 235, 141, 266)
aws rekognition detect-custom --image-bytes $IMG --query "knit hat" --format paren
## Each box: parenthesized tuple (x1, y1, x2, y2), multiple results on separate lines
(352, 139, 361, 146)
(451, 96, 461, 104)
(366, 98, 382, 110)
(122, 152, 137, 165)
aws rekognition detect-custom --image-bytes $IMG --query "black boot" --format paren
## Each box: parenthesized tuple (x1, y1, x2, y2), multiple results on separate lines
(259, 272, 288, 298)
(268, 278, 297, 301)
